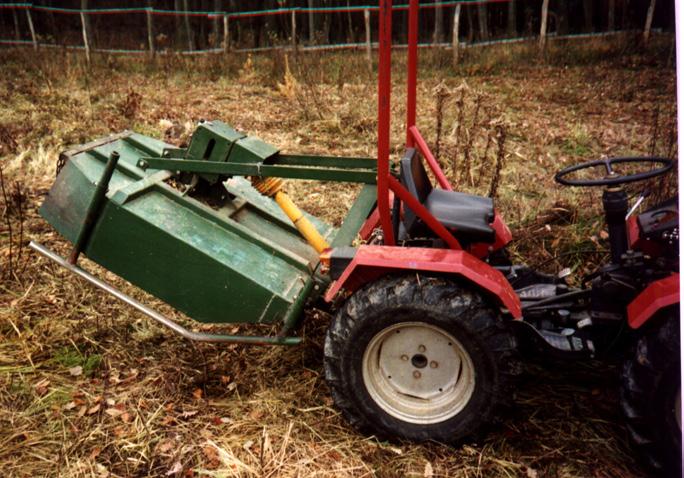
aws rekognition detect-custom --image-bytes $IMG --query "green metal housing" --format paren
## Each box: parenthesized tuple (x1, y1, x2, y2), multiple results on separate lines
(40, 122, 377, 328)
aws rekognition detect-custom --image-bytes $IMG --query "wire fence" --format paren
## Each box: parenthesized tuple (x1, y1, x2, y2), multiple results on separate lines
(0, 1, 670, 62)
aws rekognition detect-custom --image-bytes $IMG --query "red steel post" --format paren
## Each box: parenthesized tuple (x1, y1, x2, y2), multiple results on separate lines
(406, 0, 419, 147)
(377, 0, 395, 245)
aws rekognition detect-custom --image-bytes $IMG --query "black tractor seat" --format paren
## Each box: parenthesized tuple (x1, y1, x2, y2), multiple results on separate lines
(398, 149, 495, 243)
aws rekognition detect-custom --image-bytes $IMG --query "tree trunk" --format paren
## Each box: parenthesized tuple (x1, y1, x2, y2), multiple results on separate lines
(213, 0, 221, 45)
(434, 1, 444, 44)
(12, 8, 20, 41)
(80, 0, 91, 45)
(643, 0, 656, 44)
(466, 5, 475, 43)
(477, 4, 489, 41)
(174, 0, 183, 48)
(308, 0, 315, 43)
(183, 0, 195, 51)
(583, 0, 594, 33)
(608, 0, 616, 31)
(557, 0, 569, 35)
(622, 0, 631, 29)
(507, 0, 517, 37)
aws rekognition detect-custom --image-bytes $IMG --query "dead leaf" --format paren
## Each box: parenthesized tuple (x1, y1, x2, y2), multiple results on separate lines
(34, 378, 50, 396)
(192, 388, 203, 400)
(203, 444, 220, 468)
(105, 408, 123, 417)
(89, 447, 102, 460)
(599, 230, 609, 240)
(166, 461, 183, 476)
(526, 467, 539, 478)
(424, 461, 434, 478)
(121, 412, 133, 423)
(181, 410, 198, 419)
(87, 403, 101, 415)
(64, 401, 78, 411)
(68, 365, 83, 376)
(77, 405, 87, 417)
(158, 440, 175, 453)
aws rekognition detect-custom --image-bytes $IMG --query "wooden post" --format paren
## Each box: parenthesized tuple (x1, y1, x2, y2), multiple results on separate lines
(364, 8, 372, 71)
(146, 6, 155, 58)
(80, 12, 91, 65)
(223, 14, 230, 52)
(26, 9, 38, 50)
(643, 0, 656, 45)
(291, 10, 297, 53)
(452, 4, 461, 68)
(539, 0, 549, 52)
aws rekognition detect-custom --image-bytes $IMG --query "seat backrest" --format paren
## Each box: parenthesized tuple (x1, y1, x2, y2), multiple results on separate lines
(399, 148, 433, 234)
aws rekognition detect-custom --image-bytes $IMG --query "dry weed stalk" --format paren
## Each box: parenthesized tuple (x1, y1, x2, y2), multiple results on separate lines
(489, 123, 507, 199)
(0, 167, 27, 281)
(452, 85, 467, 174)
(460, 93, 483, 186)
(433, 81, 450, 163)
(648, 104, 660, 157)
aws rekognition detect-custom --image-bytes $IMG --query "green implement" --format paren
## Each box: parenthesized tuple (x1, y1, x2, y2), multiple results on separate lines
(38, 122, 377, 337)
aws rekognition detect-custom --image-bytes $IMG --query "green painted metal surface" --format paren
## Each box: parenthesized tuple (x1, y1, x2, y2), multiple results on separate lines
(41, 133, 330, 325)
(40, 122, 378, 328)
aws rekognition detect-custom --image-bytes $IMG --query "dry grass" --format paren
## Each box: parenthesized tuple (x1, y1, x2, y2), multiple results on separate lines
(0, 36, 677, 477)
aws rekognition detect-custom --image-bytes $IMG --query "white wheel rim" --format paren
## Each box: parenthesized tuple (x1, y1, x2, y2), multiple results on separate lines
(362, 322, 476, 425)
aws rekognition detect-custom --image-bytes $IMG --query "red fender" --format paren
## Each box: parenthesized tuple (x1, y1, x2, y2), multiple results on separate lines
(324, 245, 522, 319)
(627, 273, 680, 329)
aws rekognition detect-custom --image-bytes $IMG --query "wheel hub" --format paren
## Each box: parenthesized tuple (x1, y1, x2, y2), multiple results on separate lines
(362, 322, 476, 424)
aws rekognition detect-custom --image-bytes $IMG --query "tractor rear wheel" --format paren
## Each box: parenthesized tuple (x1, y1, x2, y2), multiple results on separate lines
(620, 310, 681, 474)
(324, 274, 519, 443)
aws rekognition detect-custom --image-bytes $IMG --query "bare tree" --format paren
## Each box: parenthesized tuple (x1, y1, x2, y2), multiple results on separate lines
(583, 0, 594, 33)
(477, 4, 489, 41)
(507, 0, 517, 37)
(608, 0, 616, 31)
(434, 1, 444, 44)
(308, 0, 315, 43)
(557, 0, 570, 35)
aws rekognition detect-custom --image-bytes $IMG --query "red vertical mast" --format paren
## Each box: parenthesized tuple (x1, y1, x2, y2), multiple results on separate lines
(406, 0, 419, 147)
(377, 0, 395, 245)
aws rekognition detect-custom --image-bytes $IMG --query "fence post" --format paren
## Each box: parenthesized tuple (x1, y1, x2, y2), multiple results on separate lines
(26, 8, 38, 50)
(223, 14, 230, 52)
(539, 0, 549, 52)
(291, 10, 297, 53)
(364, 8, 372, 71)
(146, 7, 155, 59)
(643, 0, 656, 45)
(452, 4, 461, 68)
(80, 12, 91, 65)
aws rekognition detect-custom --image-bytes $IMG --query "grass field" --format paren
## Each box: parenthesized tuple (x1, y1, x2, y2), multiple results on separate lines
(0, 35, 677, 477)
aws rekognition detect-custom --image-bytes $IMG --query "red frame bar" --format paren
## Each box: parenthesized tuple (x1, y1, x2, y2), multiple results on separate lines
(409, 126, 453, 190)
(377, 0, 395, 245)
(406, 0, 419, 147)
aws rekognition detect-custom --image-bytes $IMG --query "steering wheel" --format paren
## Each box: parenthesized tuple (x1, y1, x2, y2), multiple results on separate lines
(554, 157, 673, 187)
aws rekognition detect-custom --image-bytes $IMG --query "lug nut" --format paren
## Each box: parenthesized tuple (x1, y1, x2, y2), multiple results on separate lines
(401, 355, 409, 361)
(430, 361, 438, 369)
(413, 371, 421, 379)
(418, 345, 426, 353)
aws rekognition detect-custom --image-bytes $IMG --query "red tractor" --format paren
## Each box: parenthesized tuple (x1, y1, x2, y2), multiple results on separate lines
(320, 0, 680, 473)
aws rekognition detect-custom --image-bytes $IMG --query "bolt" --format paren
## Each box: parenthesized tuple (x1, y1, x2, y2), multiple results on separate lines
(418, 345, 426, 353)
(413, 371, 421, 379)
(430, 361, 438, 369)
(401, 355, 409, 361)
(163, 150, 170, 157)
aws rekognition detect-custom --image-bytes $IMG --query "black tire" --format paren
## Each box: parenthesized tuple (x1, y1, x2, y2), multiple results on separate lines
(324, 274, 520, 443)
(620, 310, 681, 474)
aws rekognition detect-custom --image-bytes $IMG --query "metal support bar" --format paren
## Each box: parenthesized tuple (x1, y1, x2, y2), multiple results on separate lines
(139, 157, 378, 184)
(30, 242, 302, 346)
(69, 151, 120, 264)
